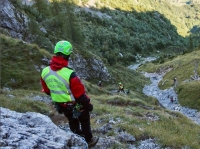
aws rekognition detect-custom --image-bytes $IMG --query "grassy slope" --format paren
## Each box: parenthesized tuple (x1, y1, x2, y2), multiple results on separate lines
(138, 47, 200, 110)
(0, 35, 52, 90)
(1, 35, 200, 148)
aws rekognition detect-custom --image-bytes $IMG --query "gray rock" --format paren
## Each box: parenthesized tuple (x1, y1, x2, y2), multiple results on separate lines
(137, 138, 161, 149)
(0, 107, 88, 149)
(0, 0, 29, 39)
(95, 123, 113, 134)
(69, 54, 111, 81)
(117, 131, 136, 143)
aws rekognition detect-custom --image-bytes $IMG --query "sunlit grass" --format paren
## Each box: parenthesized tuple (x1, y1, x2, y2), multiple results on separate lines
(145, 115, 200, 149)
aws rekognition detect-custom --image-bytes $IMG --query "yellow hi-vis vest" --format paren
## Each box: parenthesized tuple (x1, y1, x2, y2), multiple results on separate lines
(41, 66, 75, 102)
(119, 84, 123, 89)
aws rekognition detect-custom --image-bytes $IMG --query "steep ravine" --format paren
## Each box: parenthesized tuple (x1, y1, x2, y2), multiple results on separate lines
(129, 61, 200, 125)
(142, 72, 200, 125)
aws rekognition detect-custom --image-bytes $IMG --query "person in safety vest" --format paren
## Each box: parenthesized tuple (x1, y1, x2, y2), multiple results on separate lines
(40, 40, 99, 147)
(117, 82, 125, 93)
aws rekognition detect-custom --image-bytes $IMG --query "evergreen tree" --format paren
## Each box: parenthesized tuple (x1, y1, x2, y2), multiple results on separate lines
(51, 0, 62, 16)
(33, 0, 50, 20)
(189, 36, 194, 50)
(63, 0, 84, 44)
(28, 19, 41, 35)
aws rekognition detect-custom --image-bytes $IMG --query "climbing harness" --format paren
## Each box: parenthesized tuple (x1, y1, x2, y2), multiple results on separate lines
(73, 103, 83, 118)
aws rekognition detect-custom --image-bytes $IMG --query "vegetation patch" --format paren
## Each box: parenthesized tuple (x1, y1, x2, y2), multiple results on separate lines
(0, 90, 51, 115)
(0, 35, 49, 90)
(176, 82, 200, 110)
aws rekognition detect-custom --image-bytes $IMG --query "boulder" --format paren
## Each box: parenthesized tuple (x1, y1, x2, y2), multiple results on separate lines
(0, 107, 88, 149)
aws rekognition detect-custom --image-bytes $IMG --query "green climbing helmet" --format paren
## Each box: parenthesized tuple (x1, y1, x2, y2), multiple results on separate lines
(54, 40, 73, 55)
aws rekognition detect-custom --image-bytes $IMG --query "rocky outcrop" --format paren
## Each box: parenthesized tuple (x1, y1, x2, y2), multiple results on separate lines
(0, 105, 163, 149)
(0, 0, 29, 40)
(69, 54, 111, 81)
(0, 107, 88, 149)
(40, 54, 111, 81)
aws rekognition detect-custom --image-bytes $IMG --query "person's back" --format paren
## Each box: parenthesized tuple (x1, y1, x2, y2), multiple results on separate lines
(119, 84, 123, 89)
(118, 82, 125, 93)
(40, 40, 99, 147)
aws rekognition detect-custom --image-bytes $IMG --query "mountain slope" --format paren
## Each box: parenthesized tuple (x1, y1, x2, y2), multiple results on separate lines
(1, 0, 199, 67)
(0, 35, 50, 90)
(1, 0, 200, 148)
(1, 30, 200, 149)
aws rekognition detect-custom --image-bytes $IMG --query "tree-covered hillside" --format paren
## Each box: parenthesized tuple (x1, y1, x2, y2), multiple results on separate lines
(3, 0, 199, 67)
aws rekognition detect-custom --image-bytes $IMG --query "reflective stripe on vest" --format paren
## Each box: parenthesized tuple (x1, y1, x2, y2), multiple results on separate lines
(42, 66, 75, 102)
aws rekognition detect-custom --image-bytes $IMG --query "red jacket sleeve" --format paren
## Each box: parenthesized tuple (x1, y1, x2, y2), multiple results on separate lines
(40, 77, 50, 95)
(70, 73, 90, 106)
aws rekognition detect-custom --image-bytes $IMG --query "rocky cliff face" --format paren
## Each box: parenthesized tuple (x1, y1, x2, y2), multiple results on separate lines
(0, 107, 88, 149)
(0, 0, 29, 40)
(41, 53, 111, 81)
(69, 54, 111, 81)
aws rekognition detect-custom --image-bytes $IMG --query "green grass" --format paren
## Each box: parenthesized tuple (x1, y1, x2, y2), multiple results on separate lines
(0, 34, 52, 90)
(107, 63, 150, 93)
(139, 49, 200, 75)
(90, 95, 200, 148)
(0, 89, 52, 115)
(146, 114, 200, 148)
(176, 82, 200, 110)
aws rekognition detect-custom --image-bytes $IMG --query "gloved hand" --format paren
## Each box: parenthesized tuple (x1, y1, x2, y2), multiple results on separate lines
(78, 98, 93, 112)
(81, 103, 93, 112)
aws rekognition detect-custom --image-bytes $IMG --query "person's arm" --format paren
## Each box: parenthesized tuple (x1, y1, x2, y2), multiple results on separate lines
(40, 77, 50, 95)
(70, 72, 93, 111)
